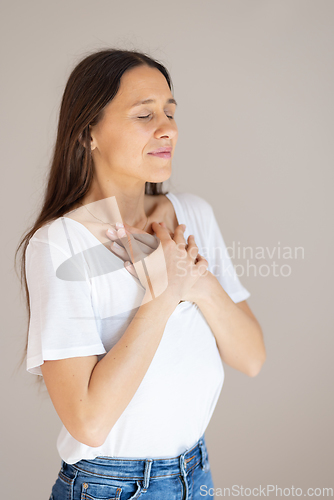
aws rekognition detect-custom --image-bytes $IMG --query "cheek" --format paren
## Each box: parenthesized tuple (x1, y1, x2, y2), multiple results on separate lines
(99, 125, 130, 158)
(127, 124, 153, 154)
(98, 124, 118, 150)
(98, 121, 153, 161)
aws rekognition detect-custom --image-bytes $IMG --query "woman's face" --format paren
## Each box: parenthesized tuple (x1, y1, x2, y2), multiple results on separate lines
(89, 65, 178, 186)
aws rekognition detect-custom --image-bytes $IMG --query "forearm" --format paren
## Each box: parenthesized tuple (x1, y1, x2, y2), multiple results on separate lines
(82, 291, 178, 446)
(196, 274, 266, 377)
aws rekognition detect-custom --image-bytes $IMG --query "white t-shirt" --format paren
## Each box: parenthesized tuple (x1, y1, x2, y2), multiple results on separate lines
(26, 191, 250, 464)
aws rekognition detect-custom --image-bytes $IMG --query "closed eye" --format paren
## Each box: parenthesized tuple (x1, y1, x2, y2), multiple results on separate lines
(138, 114, 174, 119)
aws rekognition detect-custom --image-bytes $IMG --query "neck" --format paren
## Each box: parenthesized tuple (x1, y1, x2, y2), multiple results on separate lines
(77, 182, 149, 230)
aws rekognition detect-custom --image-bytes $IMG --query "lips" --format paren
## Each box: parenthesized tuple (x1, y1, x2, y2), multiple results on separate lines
(148, 147, 172, 154)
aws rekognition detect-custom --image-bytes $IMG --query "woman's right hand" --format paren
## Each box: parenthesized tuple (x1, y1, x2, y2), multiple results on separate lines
(145, 222, 208, 303)
(107, 221, 208, 304)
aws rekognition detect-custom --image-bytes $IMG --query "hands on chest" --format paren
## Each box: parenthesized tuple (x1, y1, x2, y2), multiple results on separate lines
(105, 220, 212, 305)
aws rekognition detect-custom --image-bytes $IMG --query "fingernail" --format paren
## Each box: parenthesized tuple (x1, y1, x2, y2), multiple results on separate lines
(116, 222, 124, 229)
(112, 241, 122, 249)
(117, 228, 126, 238)
(107, 228, 116, 235)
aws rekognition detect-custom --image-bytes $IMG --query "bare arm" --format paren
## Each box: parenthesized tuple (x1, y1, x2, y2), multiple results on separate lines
(195, 273, 266, 377)
(41, 290, 178, 447)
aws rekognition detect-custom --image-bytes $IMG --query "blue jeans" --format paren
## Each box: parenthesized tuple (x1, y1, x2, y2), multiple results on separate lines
(49, 433, 215, 499)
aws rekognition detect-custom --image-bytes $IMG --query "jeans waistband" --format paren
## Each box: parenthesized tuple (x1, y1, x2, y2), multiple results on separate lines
(67, 433, 209, 486)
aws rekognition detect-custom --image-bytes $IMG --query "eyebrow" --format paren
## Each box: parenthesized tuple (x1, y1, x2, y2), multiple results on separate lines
(130, 98, 178, 108)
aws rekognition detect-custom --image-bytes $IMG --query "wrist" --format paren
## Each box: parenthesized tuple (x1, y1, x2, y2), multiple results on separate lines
(141, 287, 180, 311)
(193, 271, 217, 305)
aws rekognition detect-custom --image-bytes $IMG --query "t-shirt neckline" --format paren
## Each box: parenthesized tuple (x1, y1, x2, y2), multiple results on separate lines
(61, 192, 186, 295)
(62, 192, 184, 242)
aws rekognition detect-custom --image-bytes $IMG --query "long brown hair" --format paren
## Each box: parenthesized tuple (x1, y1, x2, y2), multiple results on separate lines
(14, 48, 174, 365)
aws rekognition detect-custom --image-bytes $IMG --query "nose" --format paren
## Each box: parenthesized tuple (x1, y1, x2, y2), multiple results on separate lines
(154, 113, 178, 140)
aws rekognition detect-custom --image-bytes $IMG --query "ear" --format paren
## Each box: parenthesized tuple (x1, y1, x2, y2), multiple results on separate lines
(78, 126, 97, 151)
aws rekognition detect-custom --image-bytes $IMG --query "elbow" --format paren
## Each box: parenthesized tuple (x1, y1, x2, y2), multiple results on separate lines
(79, 431, 106, 448)
(247, 331, 267, 377)
(247, 352, 267, 378)
(68, 417, 111, 448)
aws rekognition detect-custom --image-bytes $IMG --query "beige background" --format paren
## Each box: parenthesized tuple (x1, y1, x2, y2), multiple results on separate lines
(1, 0, 333, 498)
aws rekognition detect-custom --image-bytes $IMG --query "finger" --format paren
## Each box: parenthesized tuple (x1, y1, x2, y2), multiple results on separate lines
(172, 224, 187, 249)
(115, 225, 146, 265)
(129, 232, 159, 251)
(106, 226, 158, 253)
(159, 221, 174, 237)
(122, 222, 160, 250)
(151, 221, 174, 242)
(116, 226, 160, 290)
(185, 234, 198, 260)
(110, 241, 129, 261)
(124, 261, 139, 279)
(107, 222, 159, 251)
(194, 252, 204, 264)
(106, 230, 118, 241)
(194, 254, 209, 275)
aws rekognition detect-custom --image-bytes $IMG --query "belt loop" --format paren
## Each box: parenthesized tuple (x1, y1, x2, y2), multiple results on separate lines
(198, 437, 207, 471)
(142, 459, 153, 491)
(179, 452, 189, 499)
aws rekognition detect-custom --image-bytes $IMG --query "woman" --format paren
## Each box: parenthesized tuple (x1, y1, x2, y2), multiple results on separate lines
(16, 48, 266, 500)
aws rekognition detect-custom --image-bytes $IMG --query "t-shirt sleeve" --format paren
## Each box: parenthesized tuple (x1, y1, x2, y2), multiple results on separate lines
(205, 205, 251, 303)
(26, 236, 106, 376)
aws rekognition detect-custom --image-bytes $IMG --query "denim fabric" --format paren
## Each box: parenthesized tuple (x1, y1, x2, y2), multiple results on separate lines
(49, 433, 214, 499)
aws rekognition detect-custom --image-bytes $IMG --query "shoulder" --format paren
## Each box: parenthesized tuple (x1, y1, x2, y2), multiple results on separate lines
(166, 191, 213, 215)
(26, 218, 91, 281)
(27, 217, 80, 258)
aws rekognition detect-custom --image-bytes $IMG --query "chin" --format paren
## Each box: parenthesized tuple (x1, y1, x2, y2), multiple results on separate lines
(147, 174, 171, 185)
(147, 165, 172, 183)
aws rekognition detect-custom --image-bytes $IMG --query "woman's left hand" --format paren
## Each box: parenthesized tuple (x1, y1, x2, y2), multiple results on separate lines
(106, 221, 213, 305)
(161, 221, 213, 304)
